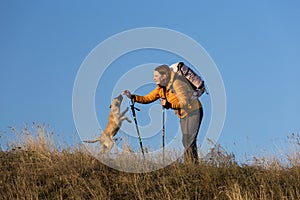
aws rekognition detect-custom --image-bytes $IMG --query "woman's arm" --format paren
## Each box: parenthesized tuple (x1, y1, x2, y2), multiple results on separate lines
(172, 78, 193, 109)
(123, 86, 161, 104)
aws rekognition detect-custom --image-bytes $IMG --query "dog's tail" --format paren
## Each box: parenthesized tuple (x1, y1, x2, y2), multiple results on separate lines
(83, 138, 101, 143)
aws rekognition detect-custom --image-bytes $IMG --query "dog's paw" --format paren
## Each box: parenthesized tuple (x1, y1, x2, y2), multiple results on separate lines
(126, 117, 132, 123)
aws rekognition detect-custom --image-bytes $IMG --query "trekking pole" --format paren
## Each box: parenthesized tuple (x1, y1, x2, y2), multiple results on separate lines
(162, 106, 165, 162)
(130, 99, 145, 157)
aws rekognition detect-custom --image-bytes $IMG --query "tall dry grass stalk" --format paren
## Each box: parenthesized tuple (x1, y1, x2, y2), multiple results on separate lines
(1, 124, 300, 199)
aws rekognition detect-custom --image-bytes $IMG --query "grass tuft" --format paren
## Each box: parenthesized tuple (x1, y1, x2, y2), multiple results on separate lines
(1, 124, 300, 199)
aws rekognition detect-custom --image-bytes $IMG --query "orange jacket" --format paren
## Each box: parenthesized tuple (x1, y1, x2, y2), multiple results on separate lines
(132, 72, 202, 118)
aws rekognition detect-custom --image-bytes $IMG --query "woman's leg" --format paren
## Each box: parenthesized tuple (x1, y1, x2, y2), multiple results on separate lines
(181, 108, 203, 163)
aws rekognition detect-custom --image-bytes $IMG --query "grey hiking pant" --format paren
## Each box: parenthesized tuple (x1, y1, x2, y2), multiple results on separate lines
(180, 107, 203, 163)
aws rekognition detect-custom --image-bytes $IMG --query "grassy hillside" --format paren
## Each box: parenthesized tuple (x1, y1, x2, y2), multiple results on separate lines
(1, 125, 300, 199)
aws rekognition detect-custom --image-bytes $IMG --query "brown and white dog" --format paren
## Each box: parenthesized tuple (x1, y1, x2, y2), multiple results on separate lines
(83, 94, 132, 152)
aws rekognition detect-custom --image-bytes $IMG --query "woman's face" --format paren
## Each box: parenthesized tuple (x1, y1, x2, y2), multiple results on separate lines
(153, 71, 166, 86)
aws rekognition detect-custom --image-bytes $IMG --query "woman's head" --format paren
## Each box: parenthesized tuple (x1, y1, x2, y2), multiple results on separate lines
(154, 65, 171, 86)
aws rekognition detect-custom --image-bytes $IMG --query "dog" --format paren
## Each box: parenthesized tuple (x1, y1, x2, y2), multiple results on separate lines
(83, 94, 132, 153)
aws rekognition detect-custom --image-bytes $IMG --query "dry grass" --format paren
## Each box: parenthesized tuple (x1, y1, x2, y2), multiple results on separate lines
(1, 124, 300, 200)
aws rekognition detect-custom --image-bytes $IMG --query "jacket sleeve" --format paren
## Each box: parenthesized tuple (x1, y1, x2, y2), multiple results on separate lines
(132, 86, 161, 104)
(171, 78, 192, 109)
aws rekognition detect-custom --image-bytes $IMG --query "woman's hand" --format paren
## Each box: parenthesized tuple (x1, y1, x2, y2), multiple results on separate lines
(122, 90, 132, 98)
(160, 98, 170, 109)
(160, 99, 167, 106)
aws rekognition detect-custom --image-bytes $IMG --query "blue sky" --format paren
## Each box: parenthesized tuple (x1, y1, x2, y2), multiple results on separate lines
(1, 1, 300, 161)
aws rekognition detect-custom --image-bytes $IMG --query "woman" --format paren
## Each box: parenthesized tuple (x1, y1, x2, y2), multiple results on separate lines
(123, 64, 203, 163)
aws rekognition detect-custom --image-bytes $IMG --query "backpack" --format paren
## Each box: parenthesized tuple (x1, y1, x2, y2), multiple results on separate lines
(169, 62, 208, 99)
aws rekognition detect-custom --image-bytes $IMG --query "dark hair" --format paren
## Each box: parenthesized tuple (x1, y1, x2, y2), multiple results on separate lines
(155, 64, 171, 77)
